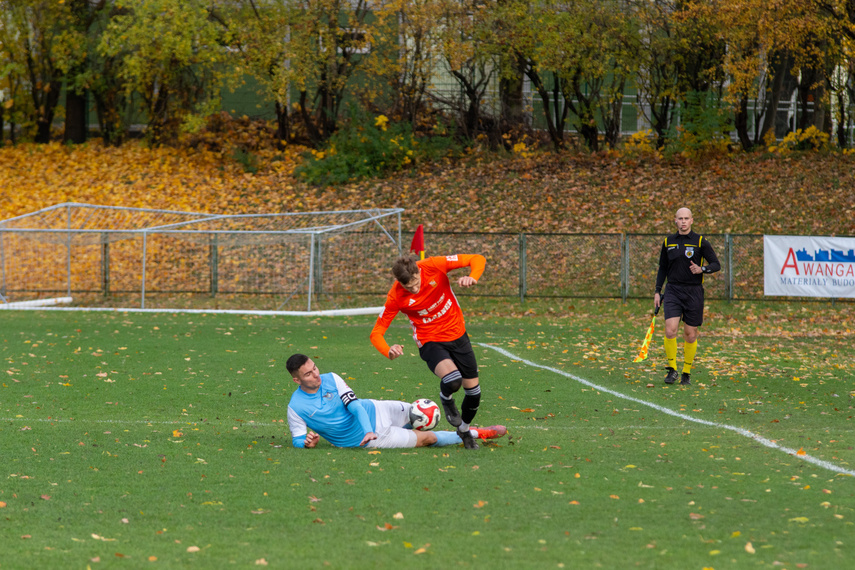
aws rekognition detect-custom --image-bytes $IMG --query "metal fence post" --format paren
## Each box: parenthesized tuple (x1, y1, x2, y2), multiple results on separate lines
(725, 233, 733, 301)
(141, 232, 147, 309)
(66, 210, 73, 299)
(307, 234, 315, 311)
(314, 235, 323, 298)
(101, 232, 110, 297)
(0, 231, 6, 302)
(621, 234, 628, 302)
(397, 211, 402, 255)
(519, 233, 527, 302)
(210, 233, 218, 298)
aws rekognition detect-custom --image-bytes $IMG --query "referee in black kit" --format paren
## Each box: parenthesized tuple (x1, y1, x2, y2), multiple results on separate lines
(653, 207, 720, 385)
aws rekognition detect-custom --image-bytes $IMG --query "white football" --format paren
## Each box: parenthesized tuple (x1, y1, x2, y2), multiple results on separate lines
(409, 398, 441, 431)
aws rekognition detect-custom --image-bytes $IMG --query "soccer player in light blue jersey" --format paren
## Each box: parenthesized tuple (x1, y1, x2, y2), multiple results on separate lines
(286, 354, 506, 449)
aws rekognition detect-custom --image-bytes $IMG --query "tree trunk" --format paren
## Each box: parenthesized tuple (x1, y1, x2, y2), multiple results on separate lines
(734, 95, 753, 151)
(552, 74, 562, 139)
(298, 91, 321, 145)
(566, 75, 601, 151)
(652, 96, 672, 148)
(149, 86, 171, 144)
(500, 62, 525, 130)
(465, 85, 480, 138)
(579, 122, 599, 151)
(836, 89, 848, 148)
(796, 66, 817, 131)
(64, 89, 89, 144)
(602, 81, 625, 149)
(93, 89, 125, 146)
(34, 80, 62, 144)
(758, 52, 793, 143)
(524, 66, 564, 151)
(315, 80, 336, 141)
(449, 68, 487, 140)
(274, 100, 290, 148)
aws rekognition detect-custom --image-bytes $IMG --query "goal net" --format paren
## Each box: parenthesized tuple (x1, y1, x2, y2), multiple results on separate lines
(0, 203, 404, 314)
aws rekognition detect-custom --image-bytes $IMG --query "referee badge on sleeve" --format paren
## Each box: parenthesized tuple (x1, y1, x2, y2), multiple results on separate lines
(685, 246, 695, 258)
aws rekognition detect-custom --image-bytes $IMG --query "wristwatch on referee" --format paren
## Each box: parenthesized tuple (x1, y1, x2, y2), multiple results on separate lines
(701, 266, 709, 273)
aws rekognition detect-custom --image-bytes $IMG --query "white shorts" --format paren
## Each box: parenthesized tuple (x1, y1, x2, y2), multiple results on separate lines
(364, 400, 418, 449)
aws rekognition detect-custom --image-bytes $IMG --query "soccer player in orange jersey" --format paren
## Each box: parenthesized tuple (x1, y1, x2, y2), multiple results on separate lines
(370, 253, 486, 449)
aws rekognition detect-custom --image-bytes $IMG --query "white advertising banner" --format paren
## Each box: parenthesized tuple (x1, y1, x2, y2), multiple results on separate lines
(764, 235, 855, 298)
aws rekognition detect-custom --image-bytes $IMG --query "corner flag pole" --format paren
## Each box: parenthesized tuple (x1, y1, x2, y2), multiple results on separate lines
(410, 224, 425, 260)
(633, 303, 660, 362)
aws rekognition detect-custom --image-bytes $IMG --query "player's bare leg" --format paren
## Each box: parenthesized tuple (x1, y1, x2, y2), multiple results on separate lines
(413, 431, 438, 447)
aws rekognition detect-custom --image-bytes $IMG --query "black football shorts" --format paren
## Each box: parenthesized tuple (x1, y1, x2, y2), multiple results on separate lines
(418, 332, 479, 379)
(663, 284, 705, 327)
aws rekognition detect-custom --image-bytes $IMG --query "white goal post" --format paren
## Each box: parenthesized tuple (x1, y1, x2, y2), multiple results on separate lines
(0, 203, 404, 314)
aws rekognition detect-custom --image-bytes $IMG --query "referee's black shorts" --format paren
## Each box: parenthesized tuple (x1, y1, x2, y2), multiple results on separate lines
(418, 332, 479, 379)
(663, 284, 705, 327)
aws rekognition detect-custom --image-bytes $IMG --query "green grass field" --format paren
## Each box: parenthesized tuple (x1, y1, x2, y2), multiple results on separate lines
(1, 299, 853, 569)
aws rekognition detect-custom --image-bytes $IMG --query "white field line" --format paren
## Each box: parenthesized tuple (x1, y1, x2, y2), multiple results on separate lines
(478, 343, 855, 477)
(0, 417, 266, 426)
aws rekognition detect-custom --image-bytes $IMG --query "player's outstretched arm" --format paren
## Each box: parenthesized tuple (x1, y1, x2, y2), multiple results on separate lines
(444, 254, 486, 283)
(370, 299, 401, 359)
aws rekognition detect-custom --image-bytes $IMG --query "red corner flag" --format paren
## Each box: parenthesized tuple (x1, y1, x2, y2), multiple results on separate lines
(410, 225, 425, 260)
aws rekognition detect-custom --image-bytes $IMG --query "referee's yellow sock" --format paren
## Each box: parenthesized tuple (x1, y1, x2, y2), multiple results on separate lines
(682, 340, 698, 374)
(664, 337, 677, 370)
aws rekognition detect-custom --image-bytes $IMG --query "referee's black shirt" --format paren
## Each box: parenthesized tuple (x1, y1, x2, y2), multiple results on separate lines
(655, 231, 720, 293)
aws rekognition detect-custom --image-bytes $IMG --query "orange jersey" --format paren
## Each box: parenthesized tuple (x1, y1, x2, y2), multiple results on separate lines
(370, 254, 486, 358)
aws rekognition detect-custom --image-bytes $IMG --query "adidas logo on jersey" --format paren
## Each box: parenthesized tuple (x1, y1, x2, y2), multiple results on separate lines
(408, 298, 416, 305)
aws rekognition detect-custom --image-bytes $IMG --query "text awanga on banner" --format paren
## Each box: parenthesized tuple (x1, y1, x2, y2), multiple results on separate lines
(764, 235, 855, 298)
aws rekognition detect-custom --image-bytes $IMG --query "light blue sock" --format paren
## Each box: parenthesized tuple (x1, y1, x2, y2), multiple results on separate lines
(431, 430, 463, 447)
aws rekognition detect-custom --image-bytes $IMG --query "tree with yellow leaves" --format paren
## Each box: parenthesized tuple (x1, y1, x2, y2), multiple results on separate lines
(0, 0, 74, 143)
(369, 0, 442, 126)
(223, 0, 296, 146)
(487, 0, 636, 150)
(98, 0, 233, 144)
(428, 0, 499, 141)
(712, 0, 855, 149)
(224, 0, 395, 146)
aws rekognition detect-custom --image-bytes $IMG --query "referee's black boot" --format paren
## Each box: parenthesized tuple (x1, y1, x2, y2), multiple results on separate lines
(680, 373, 691, 386)
(664, 367, 678, 384)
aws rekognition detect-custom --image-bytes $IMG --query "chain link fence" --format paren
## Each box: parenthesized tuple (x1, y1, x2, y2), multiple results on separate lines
(428, 232, 849, 302)
(2, 222, 851, 308)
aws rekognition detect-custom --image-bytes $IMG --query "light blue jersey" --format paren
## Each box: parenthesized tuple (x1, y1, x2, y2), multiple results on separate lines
(287, 372, 376, 448)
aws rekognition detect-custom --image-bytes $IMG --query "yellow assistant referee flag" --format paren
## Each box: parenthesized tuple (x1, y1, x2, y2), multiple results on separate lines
(633, 305, 660, 362)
